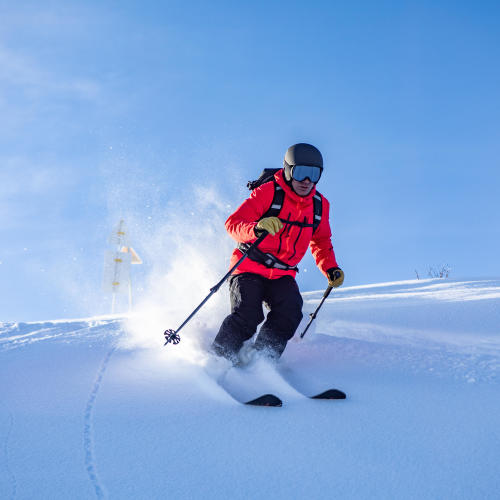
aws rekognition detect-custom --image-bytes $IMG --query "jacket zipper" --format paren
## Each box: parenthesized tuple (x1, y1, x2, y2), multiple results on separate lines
(278, 212, 291, 255)
(289, 216, 307, 261)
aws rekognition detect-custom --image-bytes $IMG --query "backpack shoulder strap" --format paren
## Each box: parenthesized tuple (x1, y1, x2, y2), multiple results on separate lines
(261, 181, 285, 219)
(312, 191, 323, 233)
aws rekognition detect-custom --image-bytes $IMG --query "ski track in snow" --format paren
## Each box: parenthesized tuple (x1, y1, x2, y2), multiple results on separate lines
(2, 409, 17, 500)
(83, 346, 117, 500)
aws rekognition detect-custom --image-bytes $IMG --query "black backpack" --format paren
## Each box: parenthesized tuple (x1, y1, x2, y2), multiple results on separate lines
(247, 168, 323, 234)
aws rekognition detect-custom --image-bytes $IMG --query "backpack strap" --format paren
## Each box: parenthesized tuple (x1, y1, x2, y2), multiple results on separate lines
(237, 241, 299, 272)
(312, 192, 323, 233)
(261, 181, 285, 219)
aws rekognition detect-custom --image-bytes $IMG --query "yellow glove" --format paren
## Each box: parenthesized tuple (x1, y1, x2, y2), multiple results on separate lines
(327, 267, 344, 288)
(255, 217, 284, 236)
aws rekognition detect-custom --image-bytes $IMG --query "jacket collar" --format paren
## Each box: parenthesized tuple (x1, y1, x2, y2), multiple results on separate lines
(274, 169, 317, 204)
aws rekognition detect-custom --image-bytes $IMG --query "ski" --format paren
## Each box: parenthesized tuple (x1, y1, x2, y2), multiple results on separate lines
(245, 394, 283, 407)
(310, 388, 346, 400)
(207, 355, 343, 406)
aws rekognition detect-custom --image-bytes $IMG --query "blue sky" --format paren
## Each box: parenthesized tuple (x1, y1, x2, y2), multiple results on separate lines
(1, 0, 499, 321)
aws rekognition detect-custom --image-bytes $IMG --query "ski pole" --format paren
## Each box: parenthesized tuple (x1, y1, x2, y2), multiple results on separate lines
(163, 231, 268, 346)
(299, 285, 333, 339)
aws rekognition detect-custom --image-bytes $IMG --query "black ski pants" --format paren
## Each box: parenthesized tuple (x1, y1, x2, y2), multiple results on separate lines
(212, 272, 303, 362)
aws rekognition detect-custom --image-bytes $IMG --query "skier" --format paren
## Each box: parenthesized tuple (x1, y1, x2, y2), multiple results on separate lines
(211, 143, 344, 364)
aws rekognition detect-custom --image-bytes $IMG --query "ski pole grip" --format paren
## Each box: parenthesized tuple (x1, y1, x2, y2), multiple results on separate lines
(323, 285, 334, 299)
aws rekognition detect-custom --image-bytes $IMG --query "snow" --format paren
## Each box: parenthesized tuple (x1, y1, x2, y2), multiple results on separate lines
(1, 278, 499, 499)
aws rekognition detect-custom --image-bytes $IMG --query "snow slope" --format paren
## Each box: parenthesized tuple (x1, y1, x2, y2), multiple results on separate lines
(1, 279, 499, 499)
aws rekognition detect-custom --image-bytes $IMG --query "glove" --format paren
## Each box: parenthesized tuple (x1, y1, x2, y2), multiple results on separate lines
(255, 217, 283, 236)
(327, 267, 344, 288)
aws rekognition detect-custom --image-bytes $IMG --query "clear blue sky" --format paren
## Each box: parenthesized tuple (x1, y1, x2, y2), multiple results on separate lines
(1, 0, 499, 321)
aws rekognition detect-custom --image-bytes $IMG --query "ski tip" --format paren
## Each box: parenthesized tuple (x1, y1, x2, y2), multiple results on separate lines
(311, 389, 347, 400)
(245, 394, 283, 407)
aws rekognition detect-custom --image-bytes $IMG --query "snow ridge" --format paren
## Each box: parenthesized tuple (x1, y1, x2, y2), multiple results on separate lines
(0, 318, 122, 351)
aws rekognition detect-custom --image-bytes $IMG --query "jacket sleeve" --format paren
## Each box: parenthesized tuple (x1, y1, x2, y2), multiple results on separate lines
(309, 196, 339, 276)
(225, 182, 275, 243)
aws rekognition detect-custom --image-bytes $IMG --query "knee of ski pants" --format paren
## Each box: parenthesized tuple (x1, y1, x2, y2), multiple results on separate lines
(266, 289, 303, 334)
(229, 274, 266, 329)
(225, 309, 264, 338)
(264, 311, 303, 340)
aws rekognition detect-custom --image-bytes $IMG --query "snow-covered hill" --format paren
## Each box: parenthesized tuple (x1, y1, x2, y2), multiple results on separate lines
(1, 279, 499, 499)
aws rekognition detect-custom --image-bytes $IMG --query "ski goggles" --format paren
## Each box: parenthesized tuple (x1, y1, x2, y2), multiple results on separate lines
(290, 165, 323, 183)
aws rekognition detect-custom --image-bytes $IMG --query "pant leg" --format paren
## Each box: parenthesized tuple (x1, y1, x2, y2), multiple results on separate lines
(212, 273, 266, 362)
(254, 276, 303, 359)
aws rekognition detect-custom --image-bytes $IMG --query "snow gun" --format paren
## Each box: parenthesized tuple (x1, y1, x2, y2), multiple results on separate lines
(299, 285, 334, 339)
(163, 231, 269, 346)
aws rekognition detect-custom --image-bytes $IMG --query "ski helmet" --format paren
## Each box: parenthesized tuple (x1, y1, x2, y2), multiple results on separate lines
(283, 143, 323, 182)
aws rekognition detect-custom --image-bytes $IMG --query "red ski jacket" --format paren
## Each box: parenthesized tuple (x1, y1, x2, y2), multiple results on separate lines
(226, 170, 338, 280)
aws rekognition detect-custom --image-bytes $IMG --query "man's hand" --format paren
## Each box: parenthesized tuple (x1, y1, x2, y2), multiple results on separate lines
(255, 217, 284, 236)
(327, 267, 344, 288)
